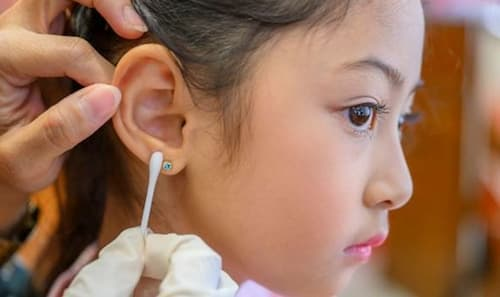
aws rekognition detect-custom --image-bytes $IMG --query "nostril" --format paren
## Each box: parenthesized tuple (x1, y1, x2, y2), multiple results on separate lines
(377, 199, 394, 210)
(363, 176, 413, 210)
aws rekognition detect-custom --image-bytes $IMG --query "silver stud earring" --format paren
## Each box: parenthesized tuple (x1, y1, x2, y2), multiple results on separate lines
(163, 161, 173, 171)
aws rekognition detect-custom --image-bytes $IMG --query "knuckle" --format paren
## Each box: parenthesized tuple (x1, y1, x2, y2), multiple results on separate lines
(0, 140, 22, 186)
(42, 105, 77, 150)
(0, 134, 26, 186)
(67, 37, 95, 62)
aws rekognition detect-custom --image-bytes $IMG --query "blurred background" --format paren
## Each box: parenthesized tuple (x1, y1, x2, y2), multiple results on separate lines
(343, 1, 500, 296)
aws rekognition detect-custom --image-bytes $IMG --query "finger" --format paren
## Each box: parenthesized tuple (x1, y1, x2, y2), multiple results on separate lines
(2, 31, 113, 85)
(49, 11, 66, 35)
(21, 84, 121, 161)
(65, 228, 145, 297)
(11, 0, 71, 30)
(44, 0, 72, 28)
(73, 0, 147, 39)
(11, 0, 146, 39)
(144, 234, 239, 295)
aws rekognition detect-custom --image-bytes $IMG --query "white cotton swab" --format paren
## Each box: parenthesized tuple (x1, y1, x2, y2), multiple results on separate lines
(140, 152, 164, 236)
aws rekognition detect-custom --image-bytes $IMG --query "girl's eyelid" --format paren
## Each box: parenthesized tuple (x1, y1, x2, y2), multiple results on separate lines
(344, 103, 390, 138)
(331, 96, 389, 117)
(339, 95, 382, 110)
(331, 96, 394, 139)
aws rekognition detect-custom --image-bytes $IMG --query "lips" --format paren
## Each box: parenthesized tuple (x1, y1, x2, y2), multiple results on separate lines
(343, 234, 388, 262)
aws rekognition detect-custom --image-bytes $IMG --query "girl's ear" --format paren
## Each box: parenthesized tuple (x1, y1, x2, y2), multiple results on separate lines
(112, 44, 194, 174)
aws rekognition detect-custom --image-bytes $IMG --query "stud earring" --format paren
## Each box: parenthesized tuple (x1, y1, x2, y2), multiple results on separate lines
(163, 161, 173, 171)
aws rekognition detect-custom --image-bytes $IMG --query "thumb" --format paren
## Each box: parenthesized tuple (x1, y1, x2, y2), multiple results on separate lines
(31, 84, 121, 160)
(0, 84, 121, 192)
(64, 227, 145, 297)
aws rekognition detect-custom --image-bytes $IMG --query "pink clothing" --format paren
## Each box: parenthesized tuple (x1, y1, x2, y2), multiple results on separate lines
(47, 245, 99, 297)
(238, 281, 281, 297)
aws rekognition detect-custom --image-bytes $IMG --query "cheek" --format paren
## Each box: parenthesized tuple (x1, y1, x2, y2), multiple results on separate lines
(215, 94, 369, 294)
(245, 100, 363, 253)
(184, 76, 371, 294)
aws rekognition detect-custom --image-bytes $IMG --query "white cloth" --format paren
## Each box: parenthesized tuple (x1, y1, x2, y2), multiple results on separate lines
(63, 227, 238, 297)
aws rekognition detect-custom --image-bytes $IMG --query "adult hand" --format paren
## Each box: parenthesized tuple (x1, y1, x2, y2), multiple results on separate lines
(0, 0, 147, 230)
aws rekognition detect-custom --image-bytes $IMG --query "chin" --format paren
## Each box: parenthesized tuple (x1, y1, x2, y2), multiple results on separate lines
(237, 264, 359, 297)
(298, 266, 359, 297)
(274, 278, 352, 297)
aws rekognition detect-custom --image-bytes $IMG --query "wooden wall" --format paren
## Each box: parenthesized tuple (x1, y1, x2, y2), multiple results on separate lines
(386, 24, 466, 297)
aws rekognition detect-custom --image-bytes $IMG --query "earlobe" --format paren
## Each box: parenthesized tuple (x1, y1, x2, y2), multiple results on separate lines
(111, 44, 190, 174)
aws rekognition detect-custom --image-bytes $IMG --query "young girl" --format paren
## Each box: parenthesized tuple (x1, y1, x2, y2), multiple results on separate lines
(58, 0, 425, 296)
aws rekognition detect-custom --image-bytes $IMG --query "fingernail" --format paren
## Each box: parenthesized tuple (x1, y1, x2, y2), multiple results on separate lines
(81, 85, 122, 123)
(123, 5, 148, 33)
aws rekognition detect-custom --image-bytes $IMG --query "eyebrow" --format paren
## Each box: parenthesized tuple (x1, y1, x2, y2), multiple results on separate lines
(342, 57, 424, 95)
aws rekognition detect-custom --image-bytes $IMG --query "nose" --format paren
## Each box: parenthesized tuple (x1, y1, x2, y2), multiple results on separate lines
(363, 137, 413, 210)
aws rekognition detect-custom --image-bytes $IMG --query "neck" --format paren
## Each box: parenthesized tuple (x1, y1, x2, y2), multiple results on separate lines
(98, 190, 142, 247)
(98, 164, 189, 247)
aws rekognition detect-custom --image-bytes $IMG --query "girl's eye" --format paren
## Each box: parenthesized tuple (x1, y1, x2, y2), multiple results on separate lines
(342, 102, 389, 137)
(341, 102, 390, 137)
(398, 112, 421, 139)
(348, 104, 375, 129)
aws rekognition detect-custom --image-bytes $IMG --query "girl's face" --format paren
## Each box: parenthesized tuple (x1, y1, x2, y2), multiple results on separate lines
(168, 0, 424, 296)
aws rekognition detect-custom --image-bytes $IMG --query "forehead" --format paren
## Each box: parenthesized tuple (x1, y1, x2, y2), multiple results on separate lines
(250, 0, 425, 101)
(265, 0, 426, 91)
(322, 0, 425, 72)
(341, 0, 425, 39)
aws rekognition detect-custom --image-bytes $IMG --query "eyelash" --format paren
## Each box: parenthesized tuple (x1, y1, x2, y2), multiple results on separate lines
(398, 112, 421, 129)
(342, 103, 422, 139)
(398, 112, 422, 139)
(342, 102, 390, 138)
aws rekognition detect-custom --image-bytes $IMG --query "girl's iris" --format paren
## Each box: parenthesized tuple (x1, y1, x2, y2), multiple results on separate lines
(348, 105, 374, 129)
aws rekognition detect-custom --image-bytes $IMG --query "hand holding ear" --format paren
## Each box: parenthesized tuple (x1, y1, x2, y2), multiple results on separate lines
(0, 0, 146, 229)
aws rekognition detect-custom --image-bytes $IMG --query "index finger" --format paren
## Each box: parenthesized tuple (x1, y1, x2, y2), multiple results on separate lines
(74, 0, 147, 39)
(14, 0, 147, 39)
